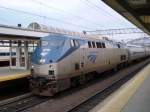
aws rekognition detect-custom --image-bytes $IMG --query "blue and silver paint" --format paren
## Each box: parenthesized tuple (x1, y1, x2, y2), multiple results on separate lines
(32, 34, 85, 65)
(87, 51, 98, 63)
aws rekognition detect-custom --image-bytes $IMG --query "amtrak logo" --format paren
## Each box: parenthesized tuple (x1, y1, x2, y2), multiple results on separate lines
(87, 52, 98, 63)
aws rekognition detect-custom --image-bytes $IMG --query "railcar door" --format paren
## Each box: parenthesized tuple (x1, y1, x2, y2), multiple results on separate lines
(70, 39, 86, 76)
(70, 39, 80, 74)
(80, 47, 85, 74)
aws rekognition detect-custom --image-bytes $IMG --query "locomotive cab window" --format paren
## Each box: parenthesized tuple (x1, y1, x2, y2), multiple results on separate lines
(41, 41, 48, 46)
(74, 40, 79, 47)
(71, 39, 79, 47)
(71, 39, 75, 47)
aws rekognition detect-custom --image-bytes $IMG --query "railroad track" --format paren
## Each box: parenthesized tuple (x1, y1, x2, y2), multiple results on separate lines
(69, 63, 146, 112)
(0, 93, 32, 106)
(0, 93, 50, 112)
(0, 59, 149, 112)
(0, 77, 29, 101)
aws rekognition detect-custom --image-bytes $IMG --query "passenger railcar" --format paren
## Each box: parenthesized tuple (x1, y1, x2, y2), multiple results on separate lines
(127, 44, 146, 61)
(0, 48, 16, 67)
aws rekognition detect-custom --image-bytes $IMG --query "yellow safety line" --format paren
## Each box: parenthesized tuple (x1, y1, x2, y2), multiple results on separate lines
(0, 71, 31, 82)
(90, 64, 150, 112)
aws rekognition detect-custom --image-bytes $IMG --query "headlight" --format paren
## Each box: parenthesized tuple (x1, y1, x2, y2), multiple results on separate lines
(39, 59, 45, 64)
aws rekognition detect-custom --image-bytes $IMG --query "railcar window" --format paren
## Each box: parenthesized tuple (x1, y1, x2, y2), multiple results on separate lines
(6, 53, 9, 56)
(92, 42, 95, 48)
(1, 53, 5, 56)
(102, 43, 105, 48)
(12, 52, 16, 56)
(88, 41, 92, 48)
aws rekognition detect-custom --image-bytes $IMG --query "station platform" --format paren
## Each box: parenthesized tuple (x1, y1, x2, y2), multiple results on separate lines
(0, 68, 31, 82)
(90, 63, 150, 112)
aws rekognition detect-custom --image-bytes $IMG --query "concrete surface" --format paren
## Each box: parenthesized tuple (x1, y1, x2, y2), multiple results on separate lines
(0, 68, 30, 82)
(122, 70, 150, 112)
(90, 63, 150, 112)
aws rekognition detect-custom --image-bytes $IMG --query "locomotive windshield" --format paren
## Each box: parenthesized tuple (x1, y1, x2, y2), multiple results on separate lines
(41, 37, 65, 48)
(41, 41, 49, 46)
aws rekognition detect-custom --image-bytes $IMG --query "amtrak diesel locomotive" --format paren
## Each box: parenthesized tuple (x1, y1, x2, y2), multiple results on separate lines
(30, 34, 150, 96)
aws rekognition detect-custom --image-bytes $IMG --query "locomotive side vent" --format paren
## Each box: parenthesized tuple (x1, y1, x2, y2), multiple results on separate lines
(49, 70, 54, 75)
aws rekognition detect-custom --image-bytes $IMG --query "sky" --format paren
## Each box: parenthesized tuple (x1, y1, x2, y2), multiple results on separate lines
(0, 0, 148, 41)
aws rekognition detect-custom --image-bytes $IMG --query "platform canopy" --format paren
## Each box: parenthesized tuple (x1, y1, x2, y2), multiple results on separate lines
(0, 24, 50, 40)
(102, 0, 150, 35)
